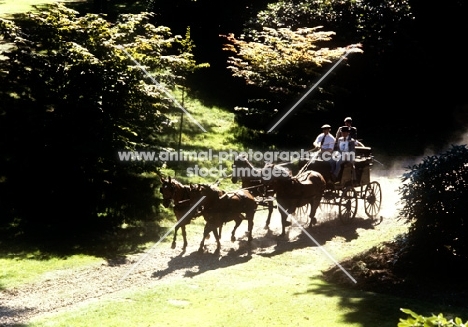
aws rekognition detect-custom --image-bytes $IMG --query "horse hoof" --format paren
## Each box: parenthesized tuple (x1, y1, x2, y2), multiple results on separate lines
(231, 235, 236, 242)
(263, 225, 269, 230)
(310, 217, 317, 225)
(171, 242, 176, 249)
(198, 247, 204, 254)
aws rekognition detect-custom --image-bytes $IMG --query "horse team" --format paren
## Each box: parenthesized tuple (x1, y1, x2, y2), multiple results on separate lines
(159, 155, 326, 254)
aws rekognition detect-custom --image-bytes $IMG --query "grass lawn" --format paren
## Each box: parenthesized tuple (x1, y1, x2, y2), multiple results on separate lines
(0, 0, 83, 17)
(26, 242, 468, 327)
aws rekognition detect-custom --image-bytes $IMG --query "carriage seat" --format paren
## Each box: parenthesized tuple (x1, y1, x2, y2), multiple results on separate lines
(354, 146, 373, 169)
(355, 146, 372, 159)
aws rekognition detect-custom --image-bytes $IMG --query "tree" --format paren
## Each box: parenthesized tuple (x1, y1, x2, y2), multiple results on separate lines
(252, 0, 413, 50)
(218, 0, 416, 149)
(222, 26, 362, 142)
(0, 4, 204, 237)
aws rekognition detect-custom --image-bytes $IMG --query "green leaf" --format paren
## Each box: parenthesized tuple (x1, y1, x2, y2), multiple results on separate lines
(401, 308, 420, 319)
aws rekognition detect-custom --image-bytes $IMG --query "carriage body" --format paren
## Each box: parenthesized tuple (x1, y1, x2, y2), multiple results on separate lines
(341, 146, 372, 187)
(303, 146, 381, 222)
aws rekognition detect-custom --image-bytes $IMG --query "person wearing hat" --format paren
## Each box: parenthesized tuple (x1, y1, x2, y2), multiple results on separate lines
(336, 116, 358, 142)
(332, 125, 356, 181)
(313, 124, 336, 153)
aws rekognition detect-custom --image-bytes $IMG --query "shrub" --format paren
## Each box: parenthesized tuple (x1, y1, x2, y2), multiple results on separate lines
(398, 308, 467, 327)
(398, 145, 468, 268)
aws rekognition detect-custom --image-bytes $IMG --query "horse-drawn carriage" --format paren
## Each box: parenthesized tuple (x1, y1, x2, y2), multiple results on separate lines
(232, 145, 382, 231)
(159, 146, 381, 253)
(296, 146, 382, 223)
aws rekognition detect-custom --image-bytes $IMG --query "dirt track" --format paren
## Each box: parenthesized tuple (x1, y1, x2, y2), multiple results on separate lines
(0, 175, 406, 326)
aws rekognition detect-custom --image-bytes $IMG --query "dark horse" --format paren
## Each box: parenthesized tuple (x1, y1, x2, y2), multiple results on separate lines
(189, 183, 257, 253)
(231, 155, 275, 229)
(262, 164, 326, 237)
(159, 176, 221, 251)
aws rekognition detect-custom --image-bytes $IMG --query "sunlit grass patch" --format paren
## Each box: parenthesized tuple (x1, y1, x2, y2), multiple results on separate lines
(0, 0, 83, 18)
(0, 254, 101, 289)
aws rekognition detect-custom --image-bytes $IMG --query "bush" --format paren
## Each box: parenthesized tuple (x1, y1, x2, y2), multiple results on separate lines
(398, 145, 468, 269)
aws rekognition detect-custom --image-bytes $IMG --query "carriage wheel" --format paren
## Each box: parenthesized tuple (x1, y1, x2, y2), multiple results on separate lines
(339, 187, 358, 223)
(364, 181, 382, 219)
(320, 189, 337, 220)
(295, 204, 310, 224)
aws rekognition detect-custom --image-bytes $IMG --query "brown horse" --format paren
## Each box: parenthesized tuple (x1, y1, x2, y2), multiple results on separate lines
(159, 176, 221, 251)
(189, 183, 257, 253)
(231, 155, 275, 229)
(262, 164, 326, 237)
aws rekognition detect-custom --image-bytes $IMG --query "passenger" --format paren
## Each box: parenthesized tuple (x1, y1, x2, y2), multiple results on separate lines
(332, 126, 356, 182)
(336, 117, 363, 146)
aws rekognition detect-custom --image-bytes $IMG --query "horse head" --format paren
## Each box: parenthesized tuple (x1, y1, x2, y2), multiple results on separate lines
(189, 182, 225, 210)
(159, 176, 176, 208)
(159, 176, 190, 208)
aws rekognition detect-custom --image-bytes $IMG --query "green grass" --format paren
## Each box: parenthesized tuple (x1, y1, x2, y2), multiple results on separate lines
(159, 91, 246, 190)
(0, 0, 83, 17)
(0, 254, 101, 289)
(27, 245, 467, 327)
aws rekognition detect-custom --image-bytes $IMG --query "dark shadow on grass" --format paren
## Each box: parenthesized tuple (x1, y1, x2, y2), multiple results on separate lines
(0, 305, 30, 327)
(0, 222, 168, 264)
(151, 216, 376, 280)
(296, 279, 468, 327)
(257, 216, 376, 259)
(151, 237, 254, 280)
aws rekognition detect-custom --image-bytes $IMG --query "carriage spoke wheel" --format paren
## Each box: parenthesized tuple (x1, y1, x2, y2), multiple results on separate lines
(320, 190, 337, 221)
(295, 204, 310, 225)
(364, 181, 382, 219)
(339, 187, 357, 223)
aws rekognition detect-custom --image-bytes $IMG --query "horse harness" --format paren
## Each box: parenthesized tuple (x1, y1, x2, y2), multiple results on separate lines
(160, 182, 191, 208)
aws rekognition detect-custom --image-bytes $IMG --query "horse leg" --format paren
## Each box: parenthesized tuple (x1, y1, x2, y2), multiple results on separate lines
(171, 226, 179, 249)
(307, 196, 321, 228)
(198, 224, 211, 253)
(264, 201, 273, 229)
(280, 210, 288, 237)
(231, 216, 243, 242)
(247, 213, 254, 242)
(212, 225, 221, 253)
(181, 225, 188, 250)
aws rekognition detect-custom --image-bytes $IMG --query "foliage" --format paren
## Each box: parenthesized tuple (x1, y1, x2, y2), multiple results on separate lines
(224, 27, 361, 91)
(399, 308, 467, 327)
(253, 0, 413, 47)
(222, 26, 362, 135)
(0, 3, 205, 236)
(398, 145, 468, 264)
